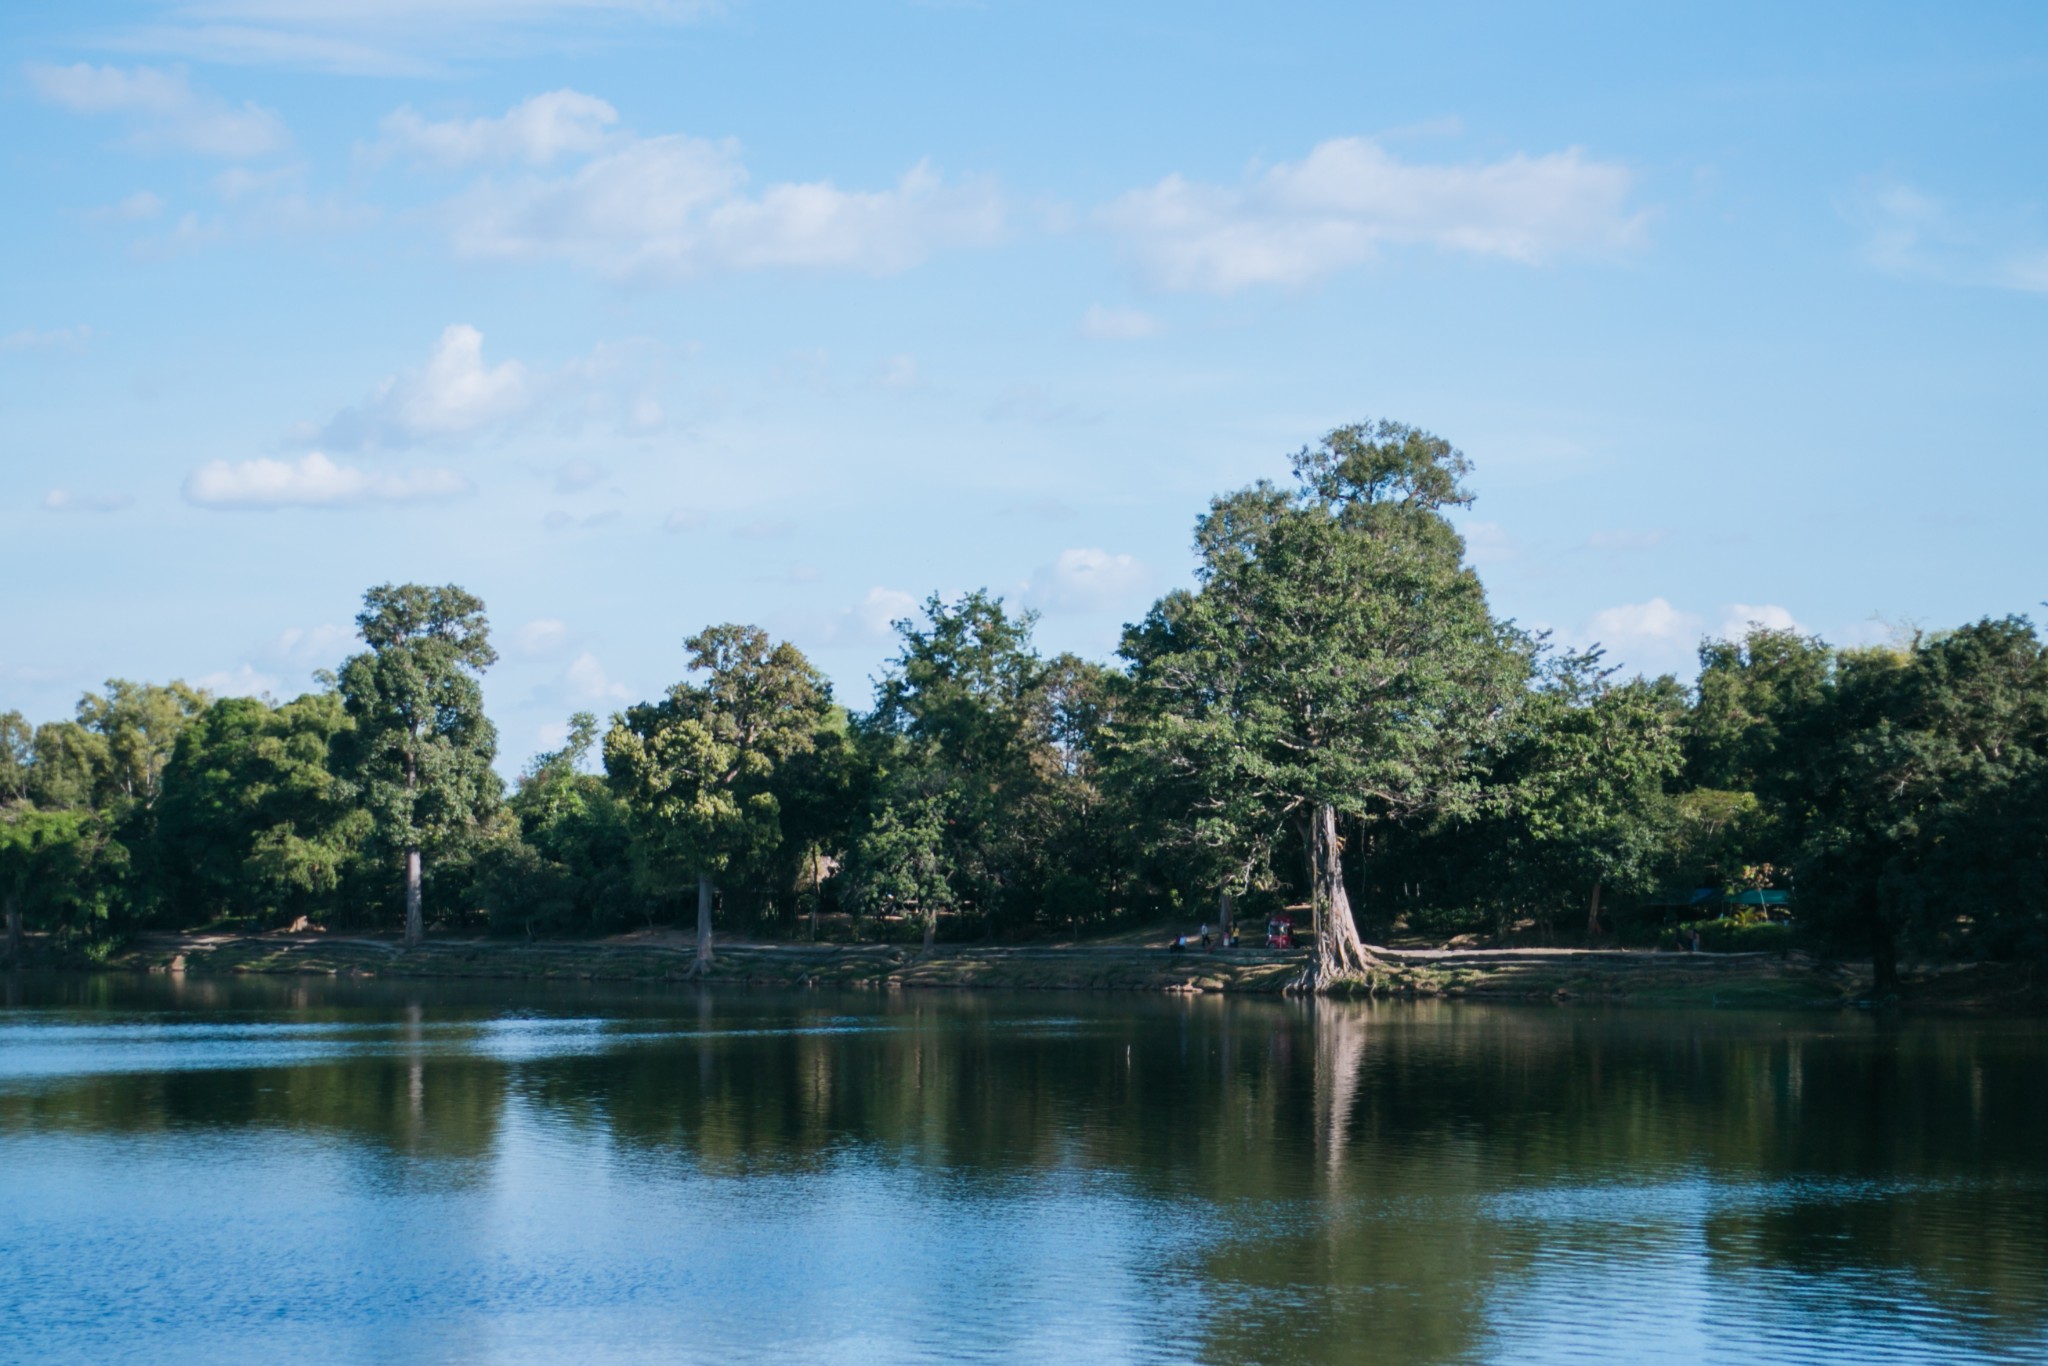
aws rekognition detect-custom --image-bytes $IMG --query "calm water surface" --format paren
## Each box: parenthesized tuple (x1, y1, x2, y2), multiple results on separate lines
(1, 974, 2044, 1364)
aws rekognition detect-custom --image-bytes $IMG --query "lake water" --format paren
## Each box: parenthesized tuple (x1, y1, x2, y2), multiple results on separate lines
(1, 975, 2044, 1364)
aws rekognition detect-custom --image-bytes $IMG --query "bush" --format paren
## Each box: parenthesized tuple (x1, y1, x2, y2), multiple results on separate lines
(1401, 904, 1493, 940)
(1673, 917, 1795, 953)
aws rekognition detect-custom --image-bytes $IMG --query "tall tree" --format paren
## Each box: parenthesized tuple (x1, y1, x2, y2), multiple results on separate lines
(76, 679, 211, 808)
(335, 584, 500, 945)
(1510, 652, 1686, 938)
(1125, 421, 1525, 988)
(0, 807, 130, 959)
(26, 721, 109, 811)
(1772, 618, 2048, 990)
(861, 592, 1084, 934)
(0, 711, 31, 806)
(605, 624, 833, 971)
(156, 690, 365, 927)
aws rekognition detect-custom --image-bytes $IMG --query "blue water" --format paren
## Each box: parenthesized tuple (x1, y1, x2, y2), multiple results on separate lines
(2, 974, 2044, 1364)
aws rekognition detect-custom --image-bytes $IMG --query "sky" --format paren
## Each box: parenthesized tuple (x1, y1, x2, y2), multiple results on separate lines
(3, 1, 2045, 772)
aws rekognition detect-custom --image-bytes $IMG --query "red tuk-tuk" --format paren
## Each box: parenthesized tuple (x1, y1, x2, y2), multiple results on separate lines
(1265, 914, 1297, 949)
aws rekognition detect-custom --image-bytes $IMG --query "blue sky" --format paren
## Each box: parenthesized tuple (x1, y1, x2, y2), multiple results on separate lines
(4, 1, 2044, 770)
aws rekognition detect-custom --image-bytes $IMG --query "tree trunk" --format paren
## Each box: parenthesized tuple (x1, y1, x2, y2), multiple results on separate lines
(695, 872, 716, 972)
(3, 893, 20, 966)
(1296, 802, 1379, 992)
(922, 907, 936, 954)
(1585, 880, 1604, 940)
(403, 847, 423, 946)
(1870, 915, 1900, 996)
(1219, 888, 1234, 937)
(809, 849, 821, 943)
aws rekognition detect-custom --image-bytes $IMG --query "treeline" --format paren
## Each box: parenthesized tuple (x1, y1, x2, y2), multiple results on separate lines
(3, 423, 2043, 987)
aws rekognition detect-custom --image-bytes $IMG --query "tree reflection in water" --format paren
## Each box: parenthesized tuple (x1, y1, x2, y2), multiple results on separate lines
(1, 975, 2045, 1364)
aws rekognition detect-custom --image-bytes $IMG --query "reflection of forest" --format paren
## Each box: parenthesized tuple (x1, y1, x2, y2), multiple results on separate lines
(4, 977, 2045, 1361)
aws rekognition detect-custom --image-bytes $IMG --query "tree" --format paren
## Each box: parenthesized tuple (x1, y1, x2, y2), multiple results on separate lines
(489, 712, 644, 938)
(1773, 618, 2048, 990)
(0, 711, 30, 806)
(0, 807, 130, 960)
(156, 690, 365, 927)
(26, 721, 108, 811)
(1510, 652, 1685, 938)
(605, 624, 833, 972)
(841, 793, 954, 950)
(860, 593, 1048, 933)
(1117, 587, 1287, 935)
(335, 584, 500, 945)
(1125, 421, 1526, 988)
(76, 679, 211, 808)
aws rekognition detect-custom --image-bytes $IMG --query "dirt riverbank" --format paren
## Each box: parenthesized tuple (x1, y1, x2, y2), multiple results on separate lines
(38, 929, 2035, 1010)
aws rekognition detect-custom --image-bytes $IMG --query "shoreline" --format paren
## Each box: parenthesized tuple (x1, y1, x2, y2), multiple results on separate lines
(14, 930, 2031, 1011)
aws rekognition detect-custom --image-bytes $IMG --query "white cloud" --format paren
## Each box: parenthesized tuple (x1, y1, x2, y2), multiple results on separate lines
(183, 452, 469, 508)
(108, 2, 722, 77)
(543, 508, 621, 531)
(192, 663, 282, 698)
(1101, 136, 1645, 292)
(663, 507, 705, 533)
(1460, 520, 1515, 566)
(511, 617, 573, 660)
(377, 89, 620, 167)
(271, 623, 356, 666)
(1026, 548, 1148, 613)
(27, 63, 288, 158)
(315, 324, 532, 449)
(93, 190, 166, 222)
(554, 457, 606, 492)
(2, 325, 94, 352)
(43, 488, 133, 513)
(1718, 603, 1800, 638)
(308, 326, 658, 450)
(1078, 304, 1161, 340)
(1584, 529, 1667, 552)
(1847, 178, 2048, 294)
(874, 353, 919, 389)
(562, 651, 630, 701)
(1581, 597, 1706, 677)
(438, 117, 1004, 281)
(833, 586, 919, 643)
(1588, 597, 1700, 644)
(985, 384, 1099, 426)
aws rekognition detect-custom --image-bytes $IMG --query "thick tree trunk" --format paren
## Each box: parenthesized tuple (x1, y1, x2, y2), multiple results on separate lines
(809, 850, 821, 943)
(922, 907, 936, 954)
(403, 848, 423, 946)
(695, 873, 716, 972)
(1219, 888, 1234, 937)
(1870, 916, 1900, 996)
(1296, 803, 1379, 992)
(4, 894, 20, 966)
(1585, 880, 1604, 940)
(1317, 1003, 1369, 1179)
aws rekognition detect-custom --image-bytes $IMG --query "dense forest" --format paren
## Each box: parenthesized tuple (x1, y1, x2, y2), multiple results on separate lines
(3, 423, 2043, 989)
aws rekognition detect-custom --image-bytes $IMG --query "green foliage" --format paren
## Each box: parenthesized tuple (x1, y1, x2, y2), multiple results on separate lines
(0, 806, 132, 951)
(855, 592, 1110, 933)
(155, 691, 367, 926)
(1767, 617, 2048, 980)
(1121, 421, 1527, 970)
(334, 583, 501, 930)
(1672, 917, 1795, 954)
(605, 624, 835, 910)
(487, 713, 645, 935)
(0, 711, 30, 805)
(0, 454, 2041, 976)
